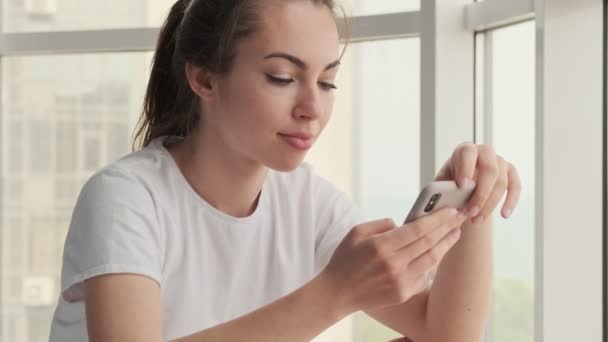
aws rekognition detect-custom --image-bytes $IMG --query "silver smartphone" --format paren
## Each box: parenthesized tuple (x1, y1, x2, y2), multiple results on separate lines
(403, 180, 477, 224)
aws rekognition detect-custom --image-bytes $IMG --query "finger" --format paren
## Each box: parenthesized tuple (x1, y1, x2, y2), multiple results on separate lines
(501, 163, 522, 218)
(407, 227, 461, 276)
(397, 223, 461, 263)
(473, 157, 509, 224)
(411, 206, 468, 232)
(466, 145, 499, 217)
(350, 218, 397, 243)
(453, 142, 478, 188)
(376, 208, 465, 250)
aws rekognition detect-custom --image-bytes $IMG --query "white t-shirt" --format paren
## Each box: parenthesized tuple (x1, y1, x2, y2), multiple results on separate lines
(49, 136, 365, 342)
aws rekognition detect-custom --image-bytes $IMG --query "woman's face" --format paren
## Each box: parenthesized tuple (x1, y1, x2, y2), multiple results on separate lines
(206, 0, 341, 172)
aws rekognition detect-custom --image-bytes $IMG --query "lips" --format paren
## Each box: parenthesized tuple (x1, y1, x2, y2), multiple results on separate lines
(278, 133, 314, 150)
(280, 132, 313, 140)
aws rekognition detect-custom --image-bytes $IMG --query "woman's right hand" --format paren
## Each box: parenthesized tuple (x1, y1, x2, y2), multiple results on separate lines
(321, 207, 469, 313)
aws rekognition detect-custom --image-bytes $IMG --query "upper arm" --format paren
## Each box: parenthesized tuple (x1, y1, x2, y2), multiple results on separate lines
(364, 287, 432, 342)
(84, 273, 164, 342)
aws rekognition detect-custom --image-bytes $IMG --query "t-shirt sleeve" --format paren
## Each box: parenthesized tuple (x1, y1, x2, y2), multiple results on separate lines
(60, 166, 163, 302)
(313, 178, 365, 275)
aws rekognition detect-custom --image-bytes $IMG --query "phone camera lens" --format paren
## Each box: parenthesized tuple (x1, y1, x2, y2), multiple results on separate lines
(424, 193, 442, 213)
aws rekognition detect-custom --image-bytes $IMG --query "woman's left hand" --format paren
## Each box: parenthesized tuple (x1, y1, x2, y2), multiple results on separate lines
(434, 142, 522, 225)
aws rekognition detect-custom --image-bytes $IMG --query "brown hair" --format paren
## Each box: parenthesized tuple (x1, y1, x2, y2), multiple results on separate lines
(132, 0, 350, 150)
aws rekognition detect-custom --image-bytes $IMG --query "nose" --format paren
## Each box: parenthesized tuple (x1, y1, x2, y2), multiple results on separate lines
(292, 85, 323, 121)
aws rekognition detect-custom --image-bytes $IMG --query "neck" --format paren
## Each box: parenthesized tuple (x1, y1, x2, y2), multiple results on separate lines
(166, 129, 268, 218)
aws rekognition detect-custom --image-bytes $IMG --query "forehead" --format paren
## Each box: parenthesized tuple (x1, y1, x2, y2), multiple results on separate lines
(239, 1, 341, 66)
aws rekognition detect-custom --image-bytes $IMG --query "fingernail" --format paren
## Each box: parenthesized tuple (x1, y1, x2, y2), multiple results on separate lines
(458, 177, 468, 188)
(472, 215, 485, 224)
(504, 208, 512, 218)
(448, 208, 459, 216)
(469, 206, 481, 217)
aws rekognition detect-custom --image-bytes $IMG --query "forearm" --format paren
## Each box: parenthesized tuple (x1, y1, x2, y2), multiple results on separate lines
(172, 272, 351, 342)
(424, 219, 493, 342)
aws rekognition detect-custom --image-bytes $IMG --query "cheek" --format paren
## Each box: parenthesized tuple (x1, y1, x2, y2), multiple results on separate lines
(316, 95, 334, 131)
(223, 80, 293, 143)
(239, 81, 293, 125)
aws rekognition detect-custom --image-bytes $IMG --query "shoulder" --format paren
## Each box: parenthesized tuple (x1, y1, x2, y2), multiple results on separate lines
(76, 152, 169, 215)
(73, 165, 154, 225)
(79, 137, 176, 202)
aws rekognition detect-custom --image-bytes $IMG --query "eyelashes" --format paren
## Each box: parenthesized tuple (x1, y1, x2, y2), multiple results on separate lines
(320, 82, 338, 90)
(265, 74, 293, 85)
(264, 74, 338, 91)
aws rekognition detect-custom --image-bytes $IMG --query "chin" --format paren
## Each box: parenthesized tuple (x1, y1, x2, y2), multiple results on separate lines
(266, 155, 306, 173)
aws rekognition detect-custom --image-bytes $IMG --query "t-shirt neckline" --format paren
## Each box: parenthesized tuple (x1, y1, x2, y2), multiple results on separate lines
(152, 136, 269, 226)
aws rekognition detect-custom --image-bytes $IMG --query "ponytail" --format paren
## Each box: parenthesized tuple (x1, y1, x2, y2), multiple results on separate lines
(133, 0, 197, 149)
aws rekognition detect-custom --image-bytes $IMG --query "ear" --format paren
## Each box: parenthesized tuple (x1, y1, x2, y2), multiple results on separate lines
(185, 62, 218, 103)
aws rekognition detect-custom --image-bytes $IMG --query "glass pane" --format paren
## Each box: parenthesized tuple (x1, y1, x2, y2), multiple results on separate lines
(7, 121, 24, 173)
(3, 0, 419, 32)
(0, 52, 149, 342)
(55, 121, 76, 173)
(307, 38, 419, 341)
(29, 120, 52, 173)
(2, 0, 175, 32)
(341, 0, 419, 16)
(485, 21, 536, 342)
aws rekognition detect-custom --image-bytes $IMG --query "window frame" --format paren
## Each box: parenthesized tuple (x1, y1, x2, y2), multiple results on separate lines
(532, 0, 604, 341)
(604, 0, 608, 339)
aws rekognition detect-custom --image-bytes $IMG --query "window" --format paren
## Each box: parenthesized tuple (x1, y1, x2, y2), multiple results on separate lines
(1, 0, 421, 338)
(342, 0, 419, 16)
(3, 217, 24, 273)
(7, 121, 24, 174)
(2, 0, 175, 32)
(82, 135, 102, 171)
(6, 0, 598, 341)
(306, 37, 420, 342)
(355, 38, 420, 225)
(29, 120, 52, 173)
(7, 179, 23, 203)
(0, 53, 148, 342)
(55, 121, 76, 173)
(2, 0, 420, 32)
(106, 123, 130, 163)
(476, 21, 535, 342)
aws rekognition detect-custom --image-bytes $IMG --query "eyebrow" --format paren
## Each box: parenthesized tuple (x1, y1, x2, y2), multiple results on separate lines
(263, 52, 341, 71)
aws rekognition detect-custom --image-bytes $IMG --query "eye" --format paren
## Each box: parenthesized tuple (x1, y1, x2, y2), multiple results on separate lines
(318, 81, 338, 91)
(265, 74, 294, 86)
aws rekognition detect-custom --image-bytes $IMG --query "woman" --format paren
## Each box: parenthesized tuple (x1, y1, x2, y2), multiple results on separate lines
(49, 0, 521, 341)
